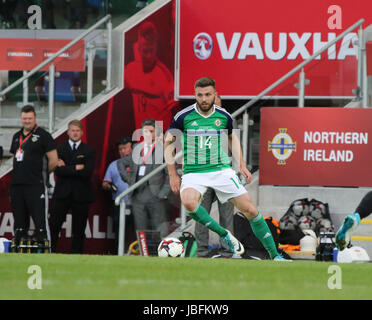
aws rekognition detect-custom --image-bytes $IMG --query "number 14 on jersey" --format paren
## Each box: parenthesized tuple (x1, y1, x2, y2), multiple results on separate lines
(199, 136, 212, 149)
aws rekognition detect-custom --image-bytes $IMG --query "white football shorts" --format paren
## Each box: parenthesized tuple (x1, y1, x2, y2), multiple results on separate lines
(180, 168, 247, 203)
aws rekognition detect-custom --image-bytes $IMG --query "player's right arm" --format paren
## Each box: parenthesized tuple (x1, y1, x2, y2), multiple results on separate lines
(46, 149, 58, 173)
(164, 131, 181, 194)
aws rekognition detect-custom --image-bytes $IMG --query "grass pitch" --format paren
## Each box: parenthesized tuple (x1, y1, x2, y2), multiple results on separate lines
(1, 253, 372, 300)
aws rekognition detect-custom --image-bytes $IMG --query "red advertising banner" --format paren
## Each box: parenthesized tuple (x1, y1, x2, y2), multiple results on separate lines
(259, 107, 372, 187)
(176, 0, 372, 98)
(0, 39, 85, 71)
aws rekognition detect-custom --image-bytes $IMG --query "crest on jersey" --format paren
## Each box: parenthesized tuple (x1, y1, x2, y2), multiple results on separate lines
(268, 128, 296, 165)
(193, 32, 213, 60)
(32, 134, 39, 142)
(214, 119, 221, 127)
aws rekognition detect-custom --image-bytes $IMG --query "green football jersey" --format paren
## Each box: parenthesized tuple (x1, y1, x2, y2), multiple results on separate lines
(169, 103, 233, 174)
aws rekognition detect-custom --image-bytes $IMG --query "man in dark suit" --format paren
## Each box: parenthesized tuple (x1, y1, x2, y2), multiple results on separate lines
(118, 119, 170, 237)
(49, 119, 95, 253)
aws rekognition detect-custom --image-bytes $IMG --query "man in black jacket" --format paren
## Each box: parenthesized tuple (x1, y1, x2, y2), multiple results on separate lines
(49, 119, 95, 253)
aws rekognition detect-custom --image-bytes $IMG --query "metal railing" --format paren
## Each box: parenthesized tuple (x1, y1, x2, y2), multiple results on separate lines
(0, 14, 112, 133)
(114, 18, 366, 256)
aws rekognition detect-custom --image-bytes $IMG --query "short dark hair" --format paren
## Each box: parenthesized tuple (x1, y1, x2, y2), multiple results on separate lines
(21, 105, 36, 115)
(141, 118, 156, 128)
(138, 21, 157, 43)
(194, 77, 216, 90)
(116, 136, 132, 147)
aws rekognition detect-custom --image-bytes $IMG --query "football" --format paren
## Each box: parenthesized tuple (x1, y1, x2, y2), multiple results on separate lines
(298, 215, 316, 231)
(315, 218, 334, 234)
(309, 203, 326, 220)
(279, 214, 298, 231)
(157, 237, 185, 257)
(291, 200, 309, 217)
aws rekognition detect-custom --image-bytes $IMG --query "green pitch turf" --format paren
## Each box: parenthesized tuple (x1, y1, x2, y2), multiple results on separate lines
(0, 253, 371, 300)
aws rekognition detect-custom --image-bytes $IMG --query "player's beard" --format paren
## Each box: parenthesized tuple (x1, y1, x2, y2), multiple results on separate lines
(197, 100, 214, 114)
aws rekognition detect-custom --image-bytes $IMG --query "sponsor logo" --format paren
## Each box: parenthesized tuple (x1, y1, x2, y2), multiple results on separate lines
(193, 32, 357, 61)
(193, 32, 213, 60)
(263, 232, 271, 239)
(268, 128, 297, 165)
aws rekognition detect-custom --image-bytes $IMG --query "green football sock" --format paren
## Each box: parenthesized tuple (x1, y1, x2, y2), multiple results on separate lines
(249, 212, 278, 259)
(187, 205, 227, 237)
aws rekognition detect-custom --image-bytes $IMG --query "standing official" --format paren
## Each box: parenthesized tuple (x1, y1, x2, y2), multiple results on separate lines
(125, 119, 171, 237)
(10, 105, 58, 248)
(102, 136, 134, 252)
(49, 120, 95, 253)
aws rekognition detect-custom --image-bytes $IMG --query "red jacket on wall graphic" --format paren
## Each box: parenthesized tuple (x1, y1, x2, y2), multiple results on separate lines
(125, 21, 175, 131)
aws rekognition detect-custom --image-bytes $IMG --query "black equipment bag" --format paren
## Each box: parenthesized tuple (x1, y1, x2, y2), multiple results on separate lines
(234, 212, 290, 260)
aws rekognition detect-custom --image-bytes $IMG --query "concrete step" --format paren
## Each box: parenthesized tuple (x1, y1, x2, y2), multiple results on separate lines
(352, 219, 372, 236)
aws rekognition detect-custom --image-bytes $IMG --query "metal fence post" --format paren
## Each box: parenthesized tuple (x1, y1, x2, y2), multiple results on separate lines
(242, 111, 249, 166)
(87, 45, 95, 103)
(298, 68, 306, 108)
(106, 18, 112, 92)
(118, 200, 126, 256)
(23, 71, 28, 106)
(362, 30, 368, 108)
(48, 63, 55, 132)
(357, 27, 364, 100)
(181, 205, 186, 230)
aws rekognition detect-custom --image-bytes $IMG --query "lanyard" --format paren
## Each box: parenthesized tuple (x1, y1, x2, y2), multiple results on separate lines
(19, 125, 38, 150)
(142, 143, 156, 164)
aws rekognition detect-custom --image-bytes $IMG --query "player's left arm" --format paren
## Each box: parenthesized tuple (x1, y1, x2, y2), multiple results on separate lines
(228, 132, 252, 184)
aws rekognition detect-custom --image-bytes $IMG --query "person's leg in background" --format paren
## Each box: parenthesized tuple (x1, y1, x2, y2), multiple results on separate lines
(49, 197, 71, 252)
(10, 185, 29, 242)
(148, 199, 168, 238)
(195, 188, 214, 257)
(131, 200, 149, 236)
(70, 202, 90, 254)
(25, 184, 49, 242)
(217, 199, 235, 257)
